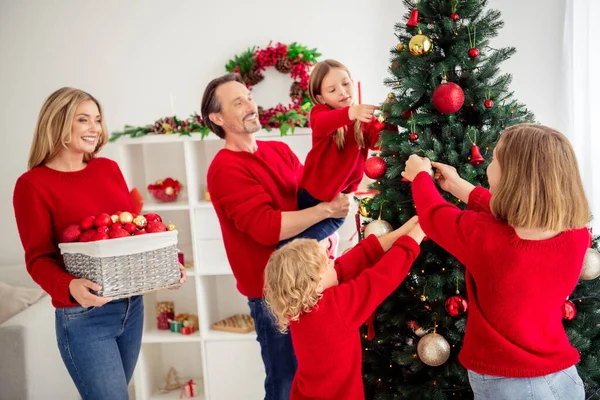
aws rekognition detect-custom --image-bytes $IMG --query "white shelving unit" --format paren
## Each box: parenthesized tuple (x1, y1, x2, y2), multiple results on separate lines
(109, 128, 347, 400)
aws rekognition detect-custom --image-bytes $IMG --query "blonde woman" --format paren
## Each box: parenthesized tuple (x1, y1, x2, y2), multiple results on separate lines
(402, 124, 590, 399)
(13, 87, 185, 399)
(264, 217, 425, 400)
(280, 59, 383, 247)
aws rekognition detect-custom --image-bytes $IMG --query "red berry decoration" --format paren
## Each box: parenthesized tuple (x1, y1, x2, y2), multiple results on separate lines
(445, 296, 468, 317)
(484, 99, 494, 108)
(562, 300, 576, 321)
(364, 157, 387, 180)
(80, 216, 95, 231)
(468, 48, 479, 59)
(432, 79, 465, 114)
(450, 13, 459, 21)
(409, 133, 419, 141)
(148, 177, 182, 203)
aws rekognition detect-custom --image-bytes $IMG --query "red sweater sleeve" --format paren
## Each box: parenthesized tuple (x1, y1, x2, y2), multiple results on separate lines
(210, 166, 282, 247)
(412, 172, 483, 268)
(13, 177, 75, 304)
(467, 186, 492, 214)
(331, 236, 420, 330)
(334, 234, 385, 283)
(310, 104, 352, 137)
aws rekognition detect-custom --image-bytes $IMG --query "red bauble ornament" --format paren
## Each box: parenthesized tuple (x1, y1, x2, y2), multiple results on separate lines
(364, 157, 387, 180)
(409, 133, 419, 141)
(445, 296, 468, 317)
(91, 231, 109, 241)
(450, 13, 459, 21)
(80, 216, 95, 231)
(109, 228, 130, 239)
(468, 48, 480, 59)
(432, 82, 465, 114)
(406, 9, 419, 27)
(94, 213, 112, 228)
(484, 99, 494, 108)
(144, 213, 162, 223)
(562, 300, 576, 320)
(469, 145, 485, 166)
(371, 119, 387, 132)
(79, 229, 97, 243)
(97, 226, 110, 235)
(402, 110, 414, 119)
(124, 222, 138, 234)
(62, 224, 83, 243)
(147, 221, 168, 233)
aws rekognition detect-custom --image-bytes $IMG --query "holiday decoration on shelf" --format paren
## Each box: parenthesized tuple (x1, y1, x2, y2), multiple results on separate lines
(409, 31, 433, 56)
(159, 367, 182, 393)
(465, 126, 485, 165)
(467, 26, 479, 59)
(109, 113, 210, 142)
(180, 379, 198, 398)
(562, 300, 577, 321)
(61, 211, 172, 243)
(417, 323, 451, 367)
(212, 314, 255, 333)
(432, 75, 465, 114)
(225, 41, 321, 134)
(157, 301, 175, 330)
(581, 248, 600, 280)
(147, 177, 183, 203)
(364, 155, 387, 180)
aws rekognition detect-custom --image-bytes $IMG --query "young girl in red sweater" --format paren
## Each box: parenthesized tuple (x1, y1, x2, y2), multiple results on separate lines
(264, 217, 424, 400)
(402, 124, 589, 400)
(280, 59, 383, 247)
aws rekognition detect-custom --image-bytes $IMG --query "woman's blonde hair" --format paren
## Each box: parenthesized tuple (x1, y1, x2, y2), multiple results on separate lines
(308, 59, 364, 151)
(490, 123, 590, 231)
(28, 87, 109, 170)
(264, 239, 328, 333)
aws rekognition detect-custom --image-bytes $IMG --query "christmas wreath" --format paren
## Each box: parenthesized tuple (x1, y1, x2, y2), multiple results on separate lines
(225, 41, 321, 135)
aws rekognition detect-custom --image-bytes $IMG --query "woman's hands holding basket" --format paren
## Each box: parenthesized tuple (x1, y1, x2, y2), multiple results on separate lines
(69, 279, 112, 308)
(169, 263, 188, 290)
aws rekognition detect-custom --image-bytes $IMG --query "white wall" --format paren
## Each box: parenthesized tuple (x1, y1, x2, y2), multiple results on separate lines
(0, 0, 566, 267)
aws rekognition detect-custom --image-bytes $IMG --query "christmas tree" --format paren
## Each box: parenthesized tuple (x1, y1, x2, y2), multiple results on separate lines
(359, 0, 600, 399)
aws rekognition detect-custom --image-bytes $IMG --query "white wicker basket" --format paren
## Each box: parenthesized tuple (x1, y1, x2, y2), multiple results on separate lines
(58, 230, 181, 299)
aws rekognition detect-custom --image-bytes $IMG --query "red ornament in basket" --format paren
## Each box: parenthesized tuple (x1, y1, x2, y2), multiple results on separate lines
(148, 177, 183, 202)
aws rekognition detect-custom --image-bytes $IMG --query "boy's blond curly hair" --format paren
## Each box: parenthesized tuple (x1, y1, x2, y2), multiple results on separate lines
(264, 239, 328, 333)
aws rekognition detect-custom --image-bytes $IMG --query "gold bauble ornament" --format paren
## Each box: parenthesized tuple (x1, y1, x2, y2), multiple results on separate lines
(358, 198, 373, 218)
(417, 332, 450, 367)
(110, 214, 119, 224)
(133, 215, 147, 229)
(581, 248, 600, 280)
(167, 223, 177, 231)
(119, 211, 133, 224)
(364, 219, 393, 238)
(409, 34, 433, 56)
(165, 186, 175, 195)
(396, 43, 405, 51)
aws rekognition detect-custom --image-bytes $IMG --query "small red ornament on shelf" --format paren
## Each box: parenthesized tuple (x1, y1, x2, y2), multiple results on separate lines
(147, 177, 182, 203)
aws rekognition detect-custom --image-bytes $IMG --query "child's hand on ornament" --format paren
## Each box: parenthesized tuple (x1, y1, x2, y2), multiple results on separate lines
(169, 263, 188, 290)
(430, 161, 461, 193)
(401, 155, 432, 182)
(69, 278, 112, 308)
(349, 104, 380, 123)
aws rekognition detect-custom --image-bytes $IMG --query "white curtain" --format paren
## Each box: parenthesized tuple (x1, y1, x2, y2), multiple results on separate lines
(564, 0, 600, 229)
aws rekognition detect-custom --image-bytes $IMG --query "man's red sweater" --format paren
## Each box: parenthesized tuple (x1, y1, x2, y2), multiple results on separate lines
(301, 104, 381, 202)
(289, 234, 420, 400)
(412, 171, 589, 377)
(207, 141, 303, 298)
(12, 158, 135, 308)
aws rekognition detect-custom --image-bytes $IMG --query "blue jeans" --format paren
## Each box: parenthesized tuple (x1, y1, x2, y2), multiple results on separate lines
(248, 298, 297, 400)
(55, 296, 144, 400)
(279, 188, 345, 247)
(468, 366, 585, 400)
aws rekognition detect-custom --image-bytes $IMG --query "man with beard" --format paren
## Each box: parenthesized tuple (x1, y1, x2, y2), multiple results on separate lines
(202, 73, 350, 400)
